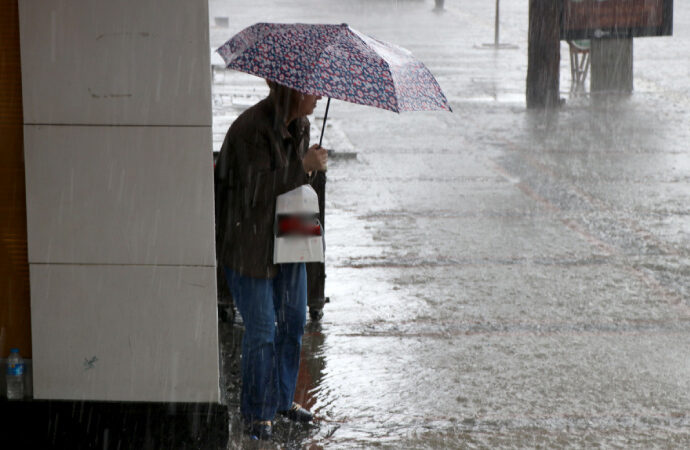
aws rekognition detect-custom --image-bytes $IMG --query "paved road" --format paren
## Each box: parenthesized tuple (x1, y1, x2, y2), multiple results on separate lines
(211, 1, 690, 448)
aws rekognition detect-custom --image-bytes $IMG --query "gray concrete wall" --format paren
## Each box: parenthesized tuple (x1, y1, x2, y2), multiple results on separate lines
(19, 0, 219, 402)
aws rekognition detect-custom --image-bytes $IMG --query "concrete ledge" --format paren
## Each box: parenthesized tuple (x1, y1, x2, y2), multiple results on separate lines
(0, 399, 229, 449)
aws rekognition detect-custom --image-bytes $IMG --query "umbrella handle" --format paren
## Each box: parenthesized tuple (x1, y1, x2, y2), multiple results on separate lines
(318, 97, 331, 148)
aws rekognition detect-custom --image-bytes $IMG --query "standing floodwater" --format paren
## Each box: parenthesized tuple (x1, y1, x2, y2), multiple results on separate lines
(212, 1, 690, 447)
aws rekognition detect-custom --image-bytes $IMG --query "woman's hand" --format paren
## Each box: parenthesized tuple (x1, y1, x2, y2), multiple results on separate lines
(302, 144, 328, 173)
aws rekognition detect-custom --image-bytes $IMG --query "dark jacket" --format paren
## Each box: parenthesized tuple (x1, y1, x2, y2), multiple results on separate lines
(214, 96, 311, 279)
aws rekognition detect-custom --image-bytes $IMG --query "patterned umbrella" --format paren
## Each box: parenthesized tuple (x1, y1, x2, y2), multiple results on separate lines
(217, 22, 452, 145)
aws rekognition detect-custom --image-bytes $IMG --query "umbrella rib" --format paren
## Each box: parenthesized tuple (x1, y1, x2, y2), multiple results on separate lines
(302, 25, 400, 112)
(382, 59, 399, 113)
(346, 27, 401, 113)
(302, 26, 344, 98)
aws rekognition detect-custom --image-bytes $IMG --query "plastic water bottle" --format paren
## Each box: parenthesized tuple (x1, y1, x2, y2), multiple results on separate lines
(6, 348, 25, 400)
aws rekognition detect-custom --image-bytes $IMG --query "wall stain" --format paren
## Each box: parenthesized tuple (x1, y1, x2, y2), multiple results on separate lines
(83, 356, 98, 371)
(88, 88, 132, 99)
(95, 32, 151, 41)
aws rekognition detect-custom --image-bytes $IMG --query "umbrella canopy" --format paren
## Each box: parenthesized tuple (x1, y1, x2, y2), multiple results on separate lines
(217, 22, 451, 113)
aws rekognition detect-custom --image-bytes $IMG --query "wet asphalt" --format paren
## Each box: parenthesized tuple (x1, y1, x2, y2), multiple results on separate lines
(210, 1, 690, 448)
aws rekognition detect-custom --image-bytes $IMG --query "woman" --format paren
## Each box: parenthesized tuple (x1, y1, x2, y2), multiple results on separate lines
(214, 80, 327, 440)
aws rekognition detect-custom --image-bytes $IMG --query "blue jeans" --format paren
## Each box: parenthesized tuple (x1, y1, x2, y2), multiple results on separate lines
(224, 264, 307, 422)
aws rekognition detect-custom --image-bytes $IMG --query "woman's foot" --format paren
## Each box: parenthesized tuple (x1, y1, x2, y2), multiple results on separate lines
(246, 420, 272, 440)
(278, 402, 313, 422)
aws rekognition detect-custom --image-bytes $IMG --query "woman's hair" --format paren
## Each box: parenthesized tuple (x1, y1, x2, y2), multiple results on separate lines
(266, 80, 300, 120)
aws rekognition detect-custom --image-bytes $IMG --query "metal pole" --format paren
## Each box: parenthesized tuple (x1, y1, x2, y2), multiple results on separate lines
(494, 0, 500, 47)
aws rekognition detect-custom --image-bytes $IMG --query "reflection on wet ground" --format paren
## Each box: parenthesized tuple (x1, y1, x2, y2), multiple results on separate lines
(219, 320, 329, 449)
(212, 1, 690, 448)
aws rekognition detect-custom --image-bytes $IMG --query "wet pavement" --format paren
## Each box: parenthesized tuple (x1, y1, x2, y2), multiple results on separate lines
(210, 1, 690, 448)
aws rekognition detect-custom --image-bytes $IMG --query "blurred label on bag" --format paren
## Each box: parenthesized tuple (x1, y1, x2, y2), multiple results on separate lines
(274, 185, 325, 263)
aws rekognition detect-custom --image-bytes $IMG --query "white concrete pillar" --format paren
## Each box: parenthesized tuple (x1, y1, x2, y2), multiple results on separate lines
(19, 0, 219, 403)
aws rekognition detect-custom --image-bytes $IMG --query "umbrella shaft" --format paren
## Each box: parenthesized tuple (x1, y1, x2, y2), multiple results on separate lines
(319, 97, 331, 148)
